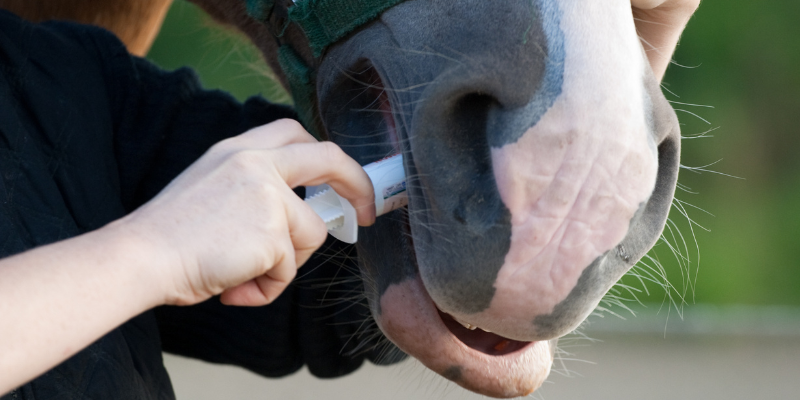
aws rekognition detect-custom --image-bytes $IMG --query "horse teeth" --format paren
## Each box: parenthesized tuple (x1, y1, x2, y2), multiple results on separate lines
(440, 308, 493, 332)
(463, 322, 493, 333)
(453, 316, 478, 330)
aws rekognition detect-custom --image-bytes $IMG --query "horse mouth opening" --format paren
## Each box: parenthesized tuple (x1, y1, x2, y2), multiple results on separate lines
(437, 309, 532, 356)
(379, 268, 552, 397)
(378, 209, 550, 397)
(397, 210, 534, 357)
(380, 188, 532, 362)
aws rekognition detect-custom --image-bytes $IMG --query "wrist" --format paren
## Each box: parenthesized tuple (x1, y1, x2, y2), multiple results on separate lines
(94, 218, 182, 309)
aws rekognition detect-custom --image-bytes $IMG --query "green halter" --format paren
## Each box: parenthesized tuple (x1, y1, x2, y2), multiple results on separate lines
(244, 0, 407, 139)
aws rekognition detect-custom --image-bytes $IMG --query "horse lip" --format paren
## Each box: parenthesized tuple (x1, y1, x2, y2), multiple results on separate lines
(378, 274, 554, 398)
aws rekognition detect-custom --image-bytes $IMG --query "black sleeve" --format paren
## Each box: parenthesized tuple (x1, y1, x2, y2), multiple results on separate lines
(154, 238, 407, 379)
(0, 8, 402, 396)
(108, 50, 298, 212)
(50, 19, 407, 377)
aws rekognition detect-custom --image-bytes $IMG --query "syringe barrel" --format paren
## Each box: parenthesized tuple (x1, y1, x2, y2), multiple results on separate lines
(363, 154, 407, 217)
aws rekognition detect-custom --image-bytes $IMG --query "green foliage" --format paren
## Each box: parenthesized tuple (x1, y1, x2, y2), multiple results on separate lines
(626, 0, 800, 307)
(147, 0, 289, 103)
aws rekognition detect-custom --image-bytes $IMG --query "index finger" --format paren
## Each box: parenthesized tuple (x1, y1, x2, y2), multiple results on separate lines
(235, 119, 319, 149)
(272, 141, 377, 226)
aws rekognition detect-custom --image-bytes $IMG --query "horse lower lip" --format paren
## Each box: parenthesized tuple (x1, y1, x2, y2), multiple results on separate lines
(378, 275, 553, 397)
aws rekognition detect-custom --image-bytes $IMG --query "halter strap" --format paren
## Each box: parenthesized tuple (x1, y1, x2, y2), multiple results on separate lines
(245, 0, 409, 139)
(289, 0, 406, 57)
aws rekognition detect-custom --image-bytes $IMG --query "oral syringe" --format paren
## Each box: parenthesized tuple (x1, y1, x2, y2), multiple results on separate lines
(304, 153, 407, 243)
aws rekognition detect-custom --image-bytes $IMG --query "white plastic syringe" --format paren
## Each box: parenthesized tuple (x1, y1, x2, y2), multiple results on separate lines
(304, 153, 407, 243)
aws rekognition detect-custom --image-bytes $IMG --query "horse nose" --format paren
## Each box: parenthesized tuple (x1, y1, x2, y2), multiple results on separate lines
(315, 0, 677, 343)
(403, 31, 563, 327)
(435, 94, 502, 231)
(406, 87, 515, 319)
(403, 2, 676, 341)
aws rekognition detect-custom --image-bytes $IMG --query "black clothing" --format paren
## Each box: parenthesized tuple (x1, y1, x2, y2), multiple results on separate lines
(0, 10, 401, 400)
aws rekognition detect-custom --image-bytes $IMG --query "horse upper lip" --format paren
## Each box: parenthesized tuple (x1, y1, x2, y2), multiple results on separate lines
(441, 308, 492, 332)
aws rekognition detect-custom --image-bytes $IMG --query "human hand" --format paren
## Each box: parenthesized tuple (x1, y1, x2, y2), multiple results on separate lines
(112, 119, 376, 307)
(632, 0, 701, 80)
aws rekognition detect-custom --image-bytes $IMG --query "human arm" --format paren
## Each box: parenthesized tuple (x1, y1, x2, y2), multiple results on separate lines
(632, 0, 702, 81)
(0, 120, 376, 394)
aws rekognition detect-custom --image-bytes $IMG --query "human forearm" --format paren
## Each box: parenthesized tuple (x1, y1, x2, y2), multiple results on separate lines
(0, 120, 375, 394)
(0, 225, 166, 394)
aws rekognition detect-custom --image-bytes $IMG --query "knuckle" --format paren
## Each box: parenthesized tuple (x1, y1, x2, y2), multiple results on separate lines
(309, 221, 328, 248)
(226, 149, 262, 172)
(274, 118, 308, 137)
(210, 137, 240, 153)
(259, 209, 284, 234)
(317, 141, 345, 162)
(275, 118, 303, 129)
(262, 189, 285, 206)
(284, 263, 298, 280)
(272, 250, 296, 280)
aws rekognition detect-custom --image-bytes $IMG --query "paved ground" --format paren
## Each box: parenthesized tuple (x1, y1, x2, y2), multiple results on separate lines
(165, 333, 800, 400)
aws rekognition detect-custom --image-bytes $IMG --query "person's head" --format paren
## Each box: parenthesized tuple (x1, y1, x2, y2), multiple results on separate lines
(0, 0, 174, 56)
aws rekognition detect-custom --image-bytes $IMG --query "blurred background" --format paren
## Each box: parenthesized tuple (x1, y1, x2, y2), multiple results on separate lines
(145, 1, 800, 399)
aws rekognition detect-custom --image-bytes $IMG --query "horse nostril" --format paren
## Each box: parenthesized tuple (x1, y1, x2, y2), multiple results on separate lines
(447, 93, 497, 168)
(421, 93, 505, 233)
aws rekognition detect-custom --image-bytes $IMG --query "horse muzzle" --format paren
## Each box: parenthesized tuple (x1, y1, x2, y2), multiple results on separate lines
(316, 0, 680, 396)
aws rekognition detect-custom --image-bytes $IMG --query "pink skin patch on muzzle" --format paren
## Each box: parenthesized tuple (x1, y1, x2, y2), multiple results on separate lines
(487, 98, 658, 337)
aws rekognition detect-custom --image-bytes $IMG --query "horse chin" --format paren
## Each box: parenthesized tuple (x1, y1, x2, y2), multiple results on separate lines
(373, 220, 555, 398)
(377, 273, 555, 398)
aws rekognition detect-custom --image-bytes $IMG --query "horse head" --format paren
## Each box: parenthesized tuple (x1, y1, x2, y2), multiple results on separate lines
(191, 0, 695, 396)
